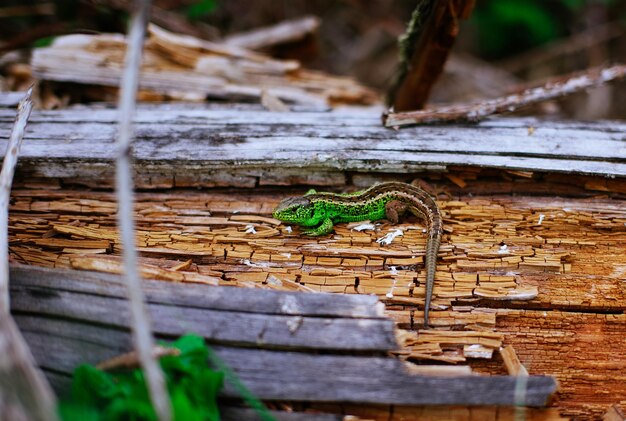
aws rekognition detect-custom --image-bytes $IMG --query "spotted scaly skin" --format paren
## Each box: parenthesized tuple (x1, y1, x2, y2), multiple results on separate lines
(273, 181, 443, 329)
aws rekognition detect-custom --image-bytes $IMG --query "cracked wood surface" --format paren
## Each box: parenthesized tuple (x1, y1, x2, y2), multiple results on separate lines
(6, 183, 626, 419)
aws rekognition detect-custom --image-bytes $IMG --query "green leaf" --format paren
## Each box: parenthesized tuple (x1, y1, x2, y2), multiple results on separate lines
(172, 334, 207, 359)
(60, 335, 226, 421)
(191, 369, 223, 420)
(71, 365, 120, 406)
(170, 385, 204, 420)
(104, 395, 156, 421)
(57, 401, 100, 421)
(161, 334, 208, 375)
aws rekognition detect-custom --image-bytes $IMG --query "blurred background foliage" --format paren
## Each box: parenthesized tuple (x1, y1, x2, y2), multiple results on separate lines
(471, 0, 624, 58)
(1, 0, 625, 116)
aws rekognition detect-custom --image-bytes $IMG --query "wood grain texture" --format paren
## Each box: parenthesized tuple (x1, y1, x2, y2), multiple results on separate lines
(9, 265, 383, 318)
(9, 266, 397, 352)
(475, 310, 626, 420)
(0, 105, 624, 180)
(14, 311, 557, 406)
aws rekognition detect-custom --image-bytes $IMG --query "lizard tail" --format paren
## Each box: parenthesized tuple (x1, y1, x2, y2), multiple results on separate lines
(423, 233, 441, 329)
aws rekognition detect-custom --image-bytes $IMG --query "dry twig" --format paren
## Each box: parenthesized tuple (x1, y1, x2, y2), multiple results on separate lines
(0, 88, 58, 420)
(115, 1, 171, 420)
(224, 15, 320, 50)
(96, 346, 181, 371)
(384, 64, 626, 127)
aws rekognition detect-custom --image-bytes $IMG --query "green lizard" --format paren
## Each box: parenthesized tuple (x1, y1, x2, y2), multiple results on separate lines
(273, 181, 442, 329)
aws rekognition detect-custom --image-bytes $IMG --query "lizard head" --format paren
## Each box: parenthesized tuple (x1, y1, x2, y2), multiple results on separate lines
(273, 196, 317, 225)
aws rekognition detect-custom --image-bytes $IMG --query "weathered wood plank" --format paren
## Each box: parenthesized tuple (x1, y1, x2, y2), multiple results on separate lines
(0, 105, 624, 178)
(0, 92, 25, 108)
(16, 315, 557, 407)
(9, 266, 397, 352)
(9, 265, 384, 318)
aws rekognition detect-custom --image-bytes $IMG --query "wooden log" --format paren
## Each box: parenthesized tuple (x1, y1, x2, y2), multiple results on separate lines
(30, 28, 376, 107)
(0, 105, 624, 182)
(1, 99, 623, 418)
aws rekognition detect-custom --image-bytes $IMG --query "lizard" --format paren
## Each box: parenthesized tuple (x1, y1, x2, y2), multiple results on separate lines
(272, 181, 442, 329)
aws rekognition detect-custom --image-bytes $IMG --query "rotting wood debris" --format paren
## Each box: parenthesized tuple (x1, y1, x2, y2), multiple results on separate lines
(7, 182, 626, 419)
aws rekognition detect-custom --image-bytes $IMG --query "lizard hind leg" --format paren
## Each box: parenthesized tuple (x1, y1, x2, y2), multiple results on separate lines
(385, 200, 409, 224)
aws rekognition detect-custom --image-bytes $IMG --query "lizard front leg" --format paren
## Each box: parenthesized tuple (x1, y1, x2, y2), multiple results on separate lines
(385, 200, 409, 224)
(302, 217, 334, 236)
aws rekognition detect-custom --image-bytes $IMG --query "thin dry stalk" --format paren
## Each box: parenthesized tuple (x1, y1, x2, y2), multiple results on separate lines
(0, 87, 33, 314)
(115, 1, 171, 420)
(0, 88, 58, 421)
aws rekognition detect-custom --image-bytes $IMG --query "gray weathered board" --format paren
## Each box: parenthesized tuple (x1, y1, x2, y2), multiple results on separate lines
(10, 265, 557, 407)
(0, 96, 624, 186)
(10, 265, 396, 353)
